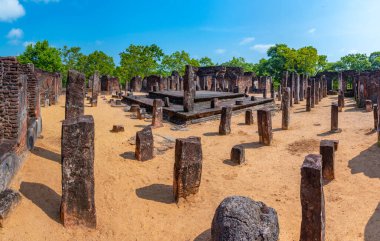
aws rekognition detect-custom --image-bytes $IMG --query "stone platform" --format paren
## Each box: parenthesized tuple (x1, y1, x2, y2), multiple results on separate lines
(123, 91, 274, 125)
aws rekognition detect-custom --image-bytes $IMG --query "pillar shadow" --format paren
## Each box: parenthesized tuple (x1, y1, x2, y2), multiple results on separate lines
(19, 182, 61, 224)
(272, 127, 282, 132)
(239, 142, 264, 149)
(194, 229, 211, 241)
(365, 203, 380, 241)
(203, 132, 220, 137)
(344, 108, 366, 113)
(31, 146, 61, 163)
(348, 144, 380, 179)
(135, 184, 174, 204)
(317, 130, 342, 137)
(119, 152, 135, 160)
(223, 159, 239, 166)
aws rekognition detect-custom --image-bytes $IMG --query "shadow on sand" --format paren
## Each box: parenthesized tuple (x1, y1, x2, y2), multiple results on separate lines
(194, 229, 211, 241)
(19, 182, 61, 224)
(348, 143, 380, 179)
(135, 184, 174, 204)
(31, 146, 61, 163)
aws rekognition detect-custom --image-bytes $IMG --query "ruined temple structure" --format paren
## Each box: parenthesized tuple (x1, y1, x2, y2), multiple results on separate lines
(35, 68, 62, 106)
(0, 57, 43, 225)
(100, 75, 121, 94)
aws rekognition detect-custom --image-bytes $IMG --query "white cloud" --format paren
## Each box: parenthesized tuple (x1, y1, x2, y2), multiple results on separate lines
(23, 41, 35, 47)
(6, 28, 24, 45)
(24, 0, 60, 3)
(215, 49, 226, 54)
(308, 28, 316, 34)
(239, 37, 255, 45)
(249, 44, 275, 53)
(0, 0, 25, 22)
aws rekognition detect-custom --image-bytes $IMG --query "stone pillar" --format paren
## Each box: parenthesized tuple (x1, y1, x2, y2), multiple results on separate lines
(211, 98, 219, 108)
(230, 145, 245, 165)
(373, 104, 378, 130)
(257, 109, 272, 146)
(135, 126, 154, 161)
(365, 100, 372, 112)
(300, 74, 304, 101)
(152, 99, 163, 128)
(263, 88, 267, 99)
(306, 86, 311, 112)
(282, 87, 290, 130)
(320, 140, 335, 181)
(277, 85, 282, 101)
(65, 70, 85, 120)
(245, 109, 254, 125)
(164, 97, 170, 107)
(378, 85, 380, 146)
(91, 71, 99, 107)
(184, 65, 196, 112)
(219, 107, 232, 135)
(61, 115, 96, 228)
(173, 137, 202, 203)
(315, 80, 319, 105)
(331, 103, 339, 132)
(338, 92, 344, 112)
(294, 73, 300, 104)
(289, 73, 294, 107)
(319, 80, 323, 101)
(300, 154, 325, 241)
(311, 78, 315, 108)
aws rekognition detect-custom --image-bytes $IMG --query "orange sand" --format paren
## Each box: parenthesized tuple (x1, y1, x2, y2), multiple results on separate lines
(0, 95, 379, 241)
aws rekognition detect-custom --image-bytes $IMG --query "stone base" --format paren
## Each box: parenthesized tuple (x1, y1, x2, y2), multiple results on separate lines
(0, 189, 21, 227)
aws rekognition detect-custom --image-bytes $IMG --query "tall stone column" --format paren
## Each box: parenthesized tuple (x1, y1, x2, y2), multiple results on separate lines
(152, 99, 163, 128)
(311, 78, 315, 108)
(294, 73, 300, 104)
(299, 74, 304, 101)
(315, 80, 319, 105)
(183, 65, 196, 112)
(91, 71, 99, 107)
(282, 87, 290, 130)
(306, 86, 311, 112)
(289, 72, 294, 107)
(373, 104, 378, 130)
(320, 140, 335, 181)
(61, 115, 96, 228)
(338, 92, 344, 112)
(377, 85, 380, 146)
(331, 103, 339, 132)
(245, 109, 254, 125)
(277, 85, 282, 101)
(65, 70, 85, 120)
(257, 109, 272, 146)
(219, 107, 232, 135)
(300, 154, 325, 241)
(173, 137, 202, 203)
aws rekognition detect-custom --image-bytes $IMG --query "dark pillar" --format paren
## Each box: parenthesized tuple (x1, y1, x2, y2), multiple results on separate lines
(230, 145, 245, 165)
(245, 109, 254, 125)
(294, 73, 300, 104)
(135, 126, 154, 161)
(211, 98, 219, 108)
(306, 86, 311, 112)
(331, 103, 339, 132)
(300, 154, 325, 241)
(152, 99, 163, 128)
(219, 107, 232, 135)
(338, 93, 344, 112)
(282, 87, 290, 130)
(320, 140, 335, 181)
(300, 74, 304, 101)
(91, 71, 99, 107)
(61, 115, 96, 228)
(173, 137, 202, 203)
(184, 65, 196, 112)
(277, 85, 282, 101)
(257, 109, 272, 146)
(365, 100, 372, 112)
(311, 78, 315, 108)
(65, 70, 85, 120)
(373, 104, 378, 130)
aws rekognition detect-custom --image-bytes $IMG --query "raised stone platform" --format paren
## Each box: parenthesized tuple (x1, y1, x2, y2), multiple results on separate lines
(123, 91, 274, 125)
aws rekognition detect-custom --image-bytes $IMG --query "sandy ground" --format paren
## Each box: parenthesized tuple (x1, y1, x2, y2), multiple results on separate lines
(0, 94, 379, 241)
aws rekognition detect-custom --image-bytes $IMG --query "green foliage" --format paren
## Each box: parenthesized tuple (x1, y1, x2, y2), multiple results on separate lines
(119, 44, 164, 83)
(340, 53, 371, 72)
(18, 40, 63, 73)
(199, 57, 214, 67)
(83, 51, 115, 79)
(159, 50, 199, 76)
(221, 57, 255, 72)
(369, 52, 380, 70)
(59, 46, 86, 85)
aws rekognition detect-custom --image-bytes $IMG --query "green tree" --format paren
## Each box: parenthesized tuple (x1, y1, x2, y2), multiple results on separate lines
(18, 40, 62, 73)
(340, 53, 371, 71)
(265, 44, 292, 81)
(159, 51, 200, 76)
(199, 57, 214, 67)
(221, 57, 255, 72)
(60, 46, 86, 84)
(83, 51, 115, 79)
(369, 52, 380, 70)
(254, 58, 270, 76)
(119, 44, 164, 82)
(295, 46, 319, 75)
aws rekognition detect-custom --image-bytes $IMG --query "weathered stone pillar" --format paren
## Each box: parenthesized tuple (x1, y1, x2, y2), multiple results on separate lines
(300, 154, 325, 241)
(257, 109, 272, 146)
(289, 73, 294, 107)
(365, 100, 372, 112)
(378, 85, 380, 146)
(311, 78, 315, 108)
(219, 107, 232, 135)
(230, 145, 245, 165)
(164, 97, 170, 107)
(211, 98, 219, 108)
(282, 87, 290, 130)
(331, 103, 339, 132)
(277, 85, 282, 101)
(183, 65, 196, 112)
(315, 80, 319, 105)
(338, 93, 344, 112)
(152, 99, 163, 128)
(320, 140, 335, 181)
(135, 126, 154, 161)
(245, 109, 254, 125)
(91, 71, 99, 107)
(212, 196, 279, 241)
(294, 73, 300, 104)
(300, 74, 304, 101)
(65, 70, 85, 120)
(306, 86, 311, 112)
(173, 136, 202, 203)
(373, 104, 378, 130)
(61, 115, 96, 228)
(319, 80, 323, 101)
(263, 88, 267, 99)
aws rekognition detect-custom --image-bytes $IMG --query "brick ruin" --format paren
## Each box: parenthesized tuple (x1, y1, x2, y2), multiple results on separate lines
(35, 68, 62, 106)
(101, 75, 121, 94)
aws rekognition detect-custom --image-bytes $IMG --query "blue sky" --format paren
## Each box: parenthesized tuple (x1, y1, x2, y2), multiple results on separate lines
(1, 0, 380, 65)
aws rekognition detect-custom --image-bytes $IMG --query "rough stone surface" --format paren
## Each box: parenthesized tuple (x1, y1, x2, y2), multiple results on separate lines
(0, 189, 21, 227)
(173, 137, 202, 203)
(0, 151, 21, 193)
(184, 65, 197, 112)
(320, 140, 335, 181)
(111, 125, 125, 133)
(374, 104, 378, 130)
(136, 107, 145, 120)
(65, 70, 85, 120)
(306, 86, 311, 112)
(152, 99, 164, 128)
(91, 71, 100, 107)
(338, 93, 344, 112)
(282, 87, 290, 130)
(300, 154, 325, 241)
(130, 104, 139, 113)
(164, 97, 170, 107)
(230, 145, 245, 165)
(331, 103, 339, 132)
(211, 196, 279, 241)
(245, 109, 254, 125)
(219, 107, 232, 135)
(61, 115, 96, 229)
(211, 98, 220, 108)
(135, 127, 154, 161)
(257, 109, 272, 146)
(365, 100, 372, 112)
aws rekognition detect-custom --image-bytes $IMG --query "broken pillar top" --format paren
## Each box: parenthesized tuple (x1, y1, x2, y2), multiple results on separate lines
(302, 154, 322, 170)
